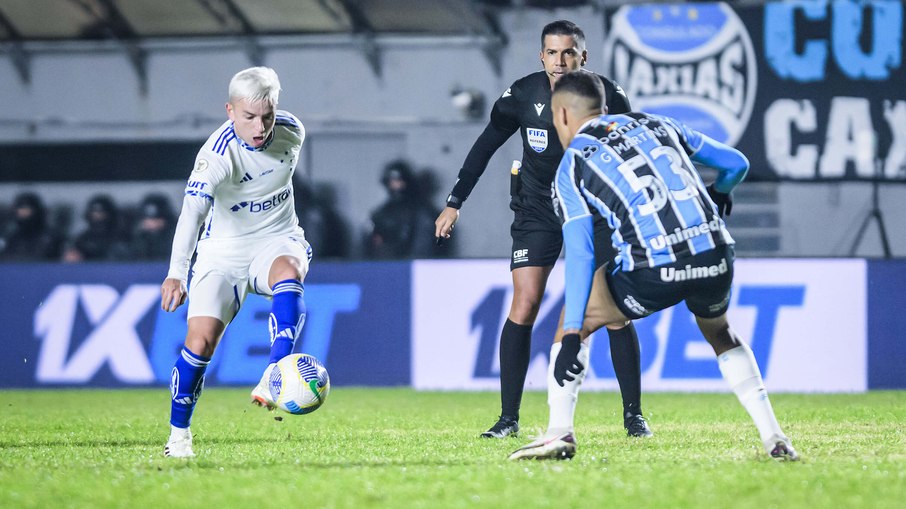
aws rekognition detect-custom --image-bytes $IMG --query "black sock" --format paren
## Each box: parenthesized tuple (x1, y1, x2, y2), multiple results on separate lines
(499, 318, 533, 421)
(608, 322, 643, 419)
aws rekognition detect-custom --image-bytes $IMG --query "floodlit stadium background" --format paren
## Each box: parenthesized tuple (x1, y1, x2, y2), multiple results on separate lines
(1, 0, 904, 391)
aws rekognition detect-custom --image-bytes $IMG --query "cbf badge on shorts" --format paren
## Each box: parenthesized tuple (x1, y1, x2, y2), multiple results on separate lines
(527, 128, 548, 153)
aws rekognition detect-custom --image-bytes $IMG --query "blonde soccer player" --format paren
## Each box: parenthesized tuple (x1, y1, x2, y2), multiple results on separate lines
(160, 67, 311, 457)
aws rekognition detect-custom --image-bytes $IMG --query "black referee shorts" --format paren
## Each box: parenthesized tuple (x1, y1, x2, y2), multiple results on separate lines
(509, 208, 618, 271)
(509, 209, 562, 270)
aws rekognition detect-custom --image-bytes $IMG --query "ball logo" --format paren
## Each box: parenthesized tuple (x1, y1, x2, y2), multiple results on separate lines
(268, 366, 283, 400)
(604, 3, 757, 146)
(296, 355, 326, 387)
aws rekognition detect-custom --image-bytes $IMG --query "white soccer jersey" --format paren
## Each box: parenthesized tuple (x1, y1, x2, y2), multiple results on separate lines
(167, 110, 305, 281)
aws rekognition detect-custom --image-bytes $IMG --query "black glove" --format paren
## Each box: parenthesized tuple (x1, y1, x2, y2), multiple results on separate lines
(554, 333, 584, 387)
(706, 184, 733, 217)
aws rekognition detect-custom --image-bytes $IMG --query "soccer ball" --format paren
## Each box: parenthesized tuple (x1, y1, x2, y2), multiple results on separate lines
(268, 353, 330, 415)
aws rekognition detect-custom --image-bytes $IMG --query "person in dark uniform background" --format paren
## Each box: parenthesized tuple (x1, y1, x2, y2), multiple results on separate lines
(62, 194, 130, 262)
(434, 20, 652, 439)
(0, 192, 63, 261)
(129, 193, 177, 261)
(365, 160, 442, 259)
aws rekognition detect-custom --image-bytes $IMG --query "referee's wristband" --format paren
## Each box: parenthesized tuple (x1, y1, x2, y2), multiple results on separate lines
(445, 194, 463, 209)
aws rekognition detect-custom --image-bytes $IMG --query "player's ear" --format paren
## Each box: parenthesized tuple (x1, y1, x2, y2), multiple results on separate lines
(225, 102, 234, 120)
(580, 50, 587, 67)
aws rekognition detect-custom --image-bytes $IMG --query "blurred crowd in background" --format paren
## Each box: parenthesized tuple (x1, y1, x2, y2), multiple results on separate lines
(0, 159, 452, 263)
(0, 191, 179, 263)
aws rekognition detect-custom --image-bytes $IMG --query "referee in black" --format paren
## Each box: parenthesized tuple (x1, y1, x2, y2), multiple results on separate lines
(435, 20, 652, 438)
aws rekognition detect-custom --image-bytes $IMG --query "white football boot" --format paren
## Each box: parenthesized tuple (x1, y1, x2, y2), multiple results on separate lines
(766, 434, 800, 461)
(251, 362, 277, 410)
(164, 426, 195, 458)
(507, 429, 577, 461)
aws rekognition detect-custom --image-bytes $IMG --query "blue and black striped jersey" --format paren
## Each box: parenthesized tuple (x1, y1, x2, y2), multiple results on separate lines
(554, 112, 744, 270)
(553, 112, 749, 330)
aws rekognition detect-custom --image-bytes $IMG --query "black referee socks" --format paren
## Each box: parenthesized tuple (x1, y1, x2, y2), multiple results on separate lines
(499, 318, 534, 420)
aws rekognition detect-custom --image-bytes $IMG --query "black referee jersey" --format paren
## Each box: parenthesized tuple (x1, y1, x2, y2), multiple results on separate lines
(446, 69, 631, 220)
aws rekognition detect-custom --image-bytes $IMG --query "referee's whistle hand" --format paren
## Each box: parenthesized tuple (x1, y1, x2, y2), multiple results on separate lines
(434, 207, 460, 240)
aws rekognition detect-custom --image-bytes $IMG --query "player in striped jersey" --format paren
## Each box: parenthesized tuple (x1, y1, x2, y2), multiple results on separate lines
(509, 71, 798, 461)
(160, 67, 312, 458)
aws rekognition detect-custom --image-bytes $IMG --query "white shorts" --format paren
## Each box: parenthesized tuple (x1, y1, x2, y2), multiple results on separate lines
(187, 231, 312, 323)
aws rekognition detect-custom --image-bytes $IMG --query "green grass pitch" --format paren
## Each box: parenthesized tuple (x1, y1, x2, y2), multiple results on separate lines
(1, 389, 904, 508)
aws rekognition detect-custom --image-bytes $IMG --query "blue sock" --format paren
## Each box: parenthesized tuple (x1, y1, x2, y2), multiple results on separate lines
(268, 279, 306, 364)
(169, 347, 211, 428)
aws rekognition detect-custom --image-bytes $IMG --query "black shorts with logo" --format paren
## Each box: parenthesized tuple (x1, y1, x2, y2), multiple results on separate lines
(606, 244, 735, 319)
(510, 208, 561, 270)
(509, 204, 617, 271)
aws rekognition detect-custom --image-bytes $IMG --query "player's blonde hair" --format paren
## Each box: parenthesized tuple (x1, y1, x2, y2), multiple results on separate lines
(228, 66, 281, 105)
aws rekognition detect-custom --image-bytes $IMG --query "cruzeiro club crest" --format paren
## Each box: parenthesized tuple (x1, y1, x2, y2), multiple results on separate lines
(603, 3, 757, 146)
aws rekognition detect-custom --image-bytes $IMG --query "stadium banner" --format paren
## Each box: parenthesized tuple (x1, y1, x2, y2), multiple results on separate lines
(602, 1, 905, 182)
(412, 259, 867, 392)
(0, 262, 411, 388)
(3, 259, 902, 391)
(866, 259, 906, 389)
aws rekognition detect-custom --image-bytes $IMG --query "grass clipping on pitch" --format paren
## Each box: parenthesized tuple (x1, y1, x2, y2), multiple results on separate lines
(1, 389, 904, 509)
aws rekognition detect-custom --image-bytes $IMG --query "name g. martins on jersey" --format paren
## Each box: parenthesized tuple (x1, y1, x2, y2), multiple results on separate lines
(167, 111, 305, 282)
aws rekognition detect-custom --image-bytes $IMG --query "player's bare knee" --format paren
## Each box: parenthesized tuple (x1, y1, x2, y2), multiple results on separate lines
(696, 316, 738, 355)
(268, 256, 305, 287)
(184, 334, 217, 358)
(185, 317, 224, 358)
